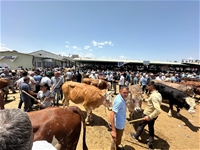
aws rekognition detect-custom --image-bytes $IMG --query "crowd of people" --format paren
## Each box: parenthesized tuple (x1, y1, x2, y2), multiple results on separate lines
(0, 66, 199, 150)
(0, 66, 199, 112)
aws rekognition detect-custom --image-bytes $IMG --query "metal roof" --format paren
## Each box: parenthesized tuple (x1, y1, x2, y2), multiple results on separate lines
(73, 58, 188, 66)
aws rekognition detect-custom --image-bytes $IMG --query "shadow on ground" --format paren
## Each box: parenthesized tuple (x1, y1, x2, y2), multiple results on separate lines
(161, 104, 200, 132)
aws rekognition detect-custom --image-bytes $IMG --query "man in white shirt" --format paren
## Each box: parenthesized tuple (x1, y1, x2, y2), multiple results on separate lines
(40, 74, 51, 90)
(105, 72, 113, 90)
(119, 73, 125, 92)
(89, 72, 98, 79)
(155, 73, 163, 81)
(65, 70, 72, 81)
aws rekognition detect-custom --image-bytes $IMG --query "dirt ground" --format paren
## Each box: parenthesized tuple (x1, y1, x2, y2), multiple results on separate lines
(4, 89, 200, 150)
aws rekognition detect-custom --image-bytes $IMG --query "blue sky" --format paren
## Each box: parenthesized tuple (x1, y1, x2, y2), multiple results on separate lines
(1, 0, 199, 62)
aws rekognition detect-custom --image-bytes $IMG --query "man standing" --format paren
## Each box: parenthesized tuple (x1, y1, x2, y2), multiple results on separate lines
(119, 73, 125, 91)
(110, 86, 129, 150)
(19, 76, 37, 112)
(140, 74, 147, 94)
(130, 81, 162, 150)
(105, 72, 113, 91)
(51, 71, 64, 106)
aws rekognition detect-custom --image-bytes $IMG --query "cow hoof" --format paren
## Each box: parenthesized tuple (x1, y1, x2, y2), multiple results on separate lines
(168, 113, 172, 117)
(86, 121, 90, 125)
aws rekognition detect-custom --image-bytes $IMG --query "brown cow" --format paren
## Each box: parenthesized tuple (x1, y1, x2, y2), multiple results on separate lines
(0, 78, 9, 101)
(28, 106, 88, 150)
(62, 81, 112, 124)
(82, 78, 110, 90)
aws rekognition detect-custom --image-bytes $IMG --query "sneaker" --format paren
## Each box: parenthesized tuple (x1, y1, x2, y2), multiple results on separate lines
(130, 132, 138, 141)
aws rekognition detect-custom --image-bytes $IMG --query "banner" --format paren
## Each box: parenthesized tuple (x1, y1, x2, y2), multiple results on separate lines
(0, 56, 17, 62)
(118, 62, 129, 67)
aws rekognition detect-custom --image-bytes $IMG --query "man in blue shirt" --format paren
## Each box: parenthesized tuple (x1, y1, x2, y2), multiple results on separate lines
(110, 85, 129, 150)
(19, 76, 37, 112)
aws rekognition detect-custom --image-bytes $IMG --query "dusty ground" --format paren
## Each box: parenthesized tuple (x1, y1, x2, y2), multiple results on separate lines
(4, 89, 200, 150)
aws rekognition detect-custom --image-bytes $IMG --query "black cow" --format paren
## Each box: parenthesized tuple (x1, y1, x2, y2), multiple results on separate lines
(155, 82, 196, 117)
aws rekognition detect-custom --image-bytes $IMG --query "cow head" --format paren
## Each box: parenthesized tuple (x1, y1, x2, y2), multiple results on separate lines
(185, 97, 196, 114)
(185, 86, 195, 97)
(126, 92, 142, 112)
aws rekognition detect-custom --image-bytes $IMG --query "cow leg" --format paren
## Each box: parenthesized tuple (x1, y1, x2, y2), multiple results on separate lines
(84, 106, 93, 124)
(62, 97, 69, 108)
(168, 101, 173, 117)
(86, 110, 93, 124)
(176, 107, 181, 117)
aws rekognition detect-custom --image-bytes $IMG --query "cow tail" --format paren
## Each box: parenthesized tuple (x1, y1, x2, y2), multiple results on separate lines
(70, 106, 88, 150)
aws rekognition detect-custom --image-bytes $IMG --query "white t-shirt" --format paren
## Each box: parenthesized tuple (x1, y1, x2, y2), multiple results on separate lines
(89, 74, 98, 79)
(119, 75, 125, 85)
(32, 140, 56, 150)
(37, 90, 54, 108)
(105, 74, 113, 81)
(155, 76, 163, 81)
(66, 72, 72, 80)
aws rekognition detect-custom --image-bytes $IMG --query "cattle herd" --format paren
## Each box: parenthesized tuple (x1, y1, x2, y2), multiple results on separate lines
(0, 68, 200, 150)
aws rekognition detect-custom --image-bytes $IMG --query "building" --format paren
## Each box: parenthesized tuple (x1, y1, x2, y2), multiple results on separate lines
(73, 58, 194, 72)
(29, 50, 70, 68)
(0, 50, 33, 69)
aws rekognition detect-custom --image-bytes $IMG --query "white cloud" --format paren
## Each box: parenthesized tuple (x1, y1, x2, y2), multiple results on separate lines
(91, 40, 114, 48)
(66, 41, 70, 44)
(188, 57, 194, 60)
(84, 45, 90, 50)
(0, 43, 13, 51)
(119, 55, 129, 59)
(79, 52, 94, 58)
(65, 45, 70, 49)
(89, 49, 93, 52)
(84, 53, 94, 58)
(92, 41, 98, 46)
(108, 41, 114, 46)
(99, 56, 116, 59)
(72, 46, 78, 49)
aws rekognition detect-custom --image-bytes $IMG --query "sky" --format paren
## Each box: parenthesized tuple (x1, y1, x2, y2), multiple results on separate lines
(0, 0, 199, 62)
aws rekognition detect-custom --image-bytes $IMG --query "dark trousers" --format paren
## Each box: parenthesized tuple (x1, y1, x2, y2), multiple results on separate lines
(35, 85, 40, 93)
(18, 97, 23, 109)
(135, 114, 157, 146)
(24, 99, 31, 112)
(111, 128, 124, 150)
(142, 85, 148, 94)
(113, 82, 117, 94)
